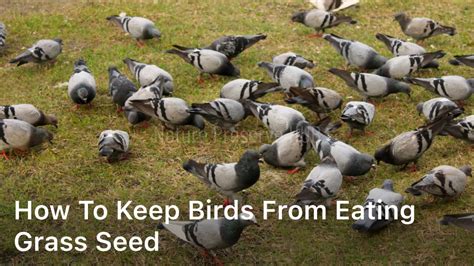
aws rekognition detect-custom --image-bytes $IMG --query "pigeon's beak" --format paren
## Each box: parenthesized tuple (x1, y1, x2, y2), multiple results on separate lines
(371, 164, 377, 170)
(258, 158, 264, 164)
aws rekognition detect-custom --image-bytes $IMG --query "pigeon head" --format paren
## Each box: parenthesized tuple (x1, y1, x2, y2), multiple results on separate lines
(416, 102, 424, 115)
(374, 144, 392, 164)
(45, 114, 58, 128)
(459, 165, 472, 177)
(258, 144, 271, 155)
(99, 146, 114, 157)
(291, 11, 306, 23)
(382, 179, 395, 191)
(394, 12, 408, 22)
(33, 127, 54, 146)
(123, 58, 139, 71)
(238, 212, 258, 227)
(108, 66, 120, 78)
(391, 81, 411, 97)
(74, 58, 87, 67)
(239, 150, 261, 164)
(257, 61, 274, 74)
(375, 33, 395, 48)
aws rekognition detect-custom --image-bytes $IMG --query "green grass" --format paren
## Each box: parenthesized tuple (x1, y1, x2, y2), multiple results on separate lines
(0, 0, 473, 264)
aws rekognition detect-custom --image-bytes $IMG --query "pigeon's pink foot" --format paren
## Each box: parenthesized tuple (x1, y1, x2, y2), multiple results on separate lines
(345, 176, 356, 182)
(365, 131, 374, 136)
(1, 150, 9, 160)
(136, 40, 145, 48)
(223, 198, 231, 207)
(409, 164, 418, 172)
(287, 167, 300, 174)
(307, 33, 323, 38)
(116, 107, 124, 113)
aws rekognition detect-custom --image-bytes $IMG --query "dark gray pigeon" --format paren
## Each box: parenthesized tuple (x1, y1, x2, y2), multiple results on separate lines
(329, 68, 411, 100)
(98, 130, 130, 163)
(273, 52, 315, 69)
(107, 14, 160, 46)
(0, 104, 57, 127)
(323, 34, 387, 69)
(291, 9, 356, 35)
(352, 179, 404, 233)
(440, 213, 474, 232)
(406, 165, 471, 197)
(123, 58, 173, 95)
(68, 59, 96, 106)
(10, 38, 62, 66)
(405, 75, 473, 102)
(374, 110, 461, 170)
(416, 97, 461, 122)
(166, 45, 240, 77)
(220, 79, 280, 101)
(243, 100, 306, 138)
(441, 115, 474, 143)
(294, 156, 342, 206)
(341, 101, 375, 135)
(205, 34, 266, 59)
(285, 87, 343, 118)
(449, 54, 474, 68)
(188, 98, 247, 132)
(183, 150, 260, 204)
(373, 50, 445, 79)
(258, 62, 314, 92)
(394, 12, 456, 41)
(0, 22, 6, 50)
(108, 66, 137, 111)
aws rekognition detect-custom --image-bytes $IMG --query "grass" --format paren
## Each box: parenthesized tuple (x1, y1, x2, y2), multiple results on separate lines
(0, 0, 473, 264)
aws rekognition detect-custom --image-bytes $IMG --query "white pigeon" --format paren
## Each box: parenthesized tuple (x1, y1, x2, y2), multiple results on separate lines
(98, 130, 130, 163)
(0, 104, 57, 127)
(10, 38, 62, 66)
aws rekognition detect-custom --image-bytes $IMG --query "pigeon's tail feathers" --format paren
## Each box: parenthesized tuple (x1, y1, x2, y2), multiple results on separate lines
(403, 77, 432, 91)
(421, 50, 446, 66)
(314, 117, 342, 134)
(405, 187, 422, 196)
(149, 27, 161, 38)
(157, 222, 165, 230)
(171, 44, 192, 51)
(9, 51, 33, 66)
(166, 48, 190, 62)
(424, 109, 462, 135)
(449, 58, 461, 66)
(421, 60, 439, 69)
(190, 114, 205, 130)
(436, 25, 456, 36)
(329, 68, 354, 86)
(250, 82, 282, 99)
(333, 15, 357, 26)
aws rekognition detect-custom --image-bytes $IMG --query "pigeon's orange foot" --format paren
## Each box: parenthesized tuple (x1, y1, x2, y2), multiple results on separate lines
(223, 198, 232, 207)
(345, 176, 356, 182)
(409, 164, 418, 172)
(287, 167, 300, 174)
(365, 130, 375, 136)
(136, 40, 145, 48)
(116, 107, 124, 113)
(1, 150, 9, 160)
(197, 76, 205, 85)
(307, 33, 323, 38)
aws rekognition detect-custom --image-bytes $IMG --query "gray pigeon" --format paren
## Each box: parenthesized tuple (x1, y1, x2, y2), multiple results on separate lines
(310, 0, 359, 11)
(187, 98, 247, 132)
(219, 79, 280, 101)
(298, 120, 375, 177)
(0, 119, 53, 159)
(166, 45, 240, 77)
(123, 58, 174, 95)
(405, 75, 473, 102)
(157, 213, 258, 264)
(406, 165, 471, 197)
(0, 22, 6, 50)
(291, 9, 356, 35)
(294, 156, 342, 206)
(98, 130, 130, 163)
(323, 34, 387, 69)
(10, 38, 62, 66)
(341, 101, 375, 135)
(373, 50, 445, 79)
(440, 213, 474, 232)
(242, 100, 306, 138)
(285, 87, 343, 118)
(183, 150, 260, 204)
(106, 14, 160, 46)
(0, 104, 57, 127)
(329, 68, 411, 100)
(123, 97, 151, 126)
(272, 52, 315, 69)
(108, 66, 137, 111)
(394, 12, 456, 41)
(416, 97, 461, 122)
(441, 115, 474, 143)
(449, 55, 474, 68)
(258, 62, 314, 91)
(68, 59, 96, 106)
(205, 34, 266, 59)
(352, 179, 404, 233)
(374, 110, 461, 170)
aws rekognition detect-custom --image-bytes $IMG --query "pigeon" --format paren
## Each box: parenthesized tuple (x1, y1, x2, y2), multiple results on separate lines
(341, 101, 375, 135)
(242, 100, 306, 138)
(205, 34, 266, 59)
(405, 76, 473, 102)
(166, 45, 240, 77)
(329, 68, 411, 100)
(298, 120, 375, 177)
(374, 110, 461, 170)
(285, 87, 343, 118)
(257, 62, 314, 91)
(394, 12, 456, 41)
(291, 9, 356, 35)
(106, 14, 161, 46)
(108, 66, 138, 111)
(373, 50, 445, 79)
(68, 59, 96, 106)
(352, 179, 404, 233)
(9, 38, 62, 66)
(323, 34, 387, 69)
(0, 22, 6, 50)
(416, 97, 461, 122)
(0, 119, 53, 159)
(123, 58, 174, 96)
(310, 0, 359, 12)
(187, 98, 247, 132)
(406, 165, 471, 198)
(439, 213, 474, 232)
(441, 115, 474, 143)
(0, 104, 57, 127)
(294, 156, 342, 206)
(449, 54, 474, 68)
(182, 150, 260, 204)
(157, 213, 258, 264)
(272, 52, 315, 69)
(98, 130, 130, 163)
(219, 79, 280, 101)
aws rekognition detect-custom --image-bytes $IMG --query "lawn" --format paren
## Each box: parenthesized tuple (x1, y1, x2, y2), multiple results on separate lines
(0, 0, 473, 264)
